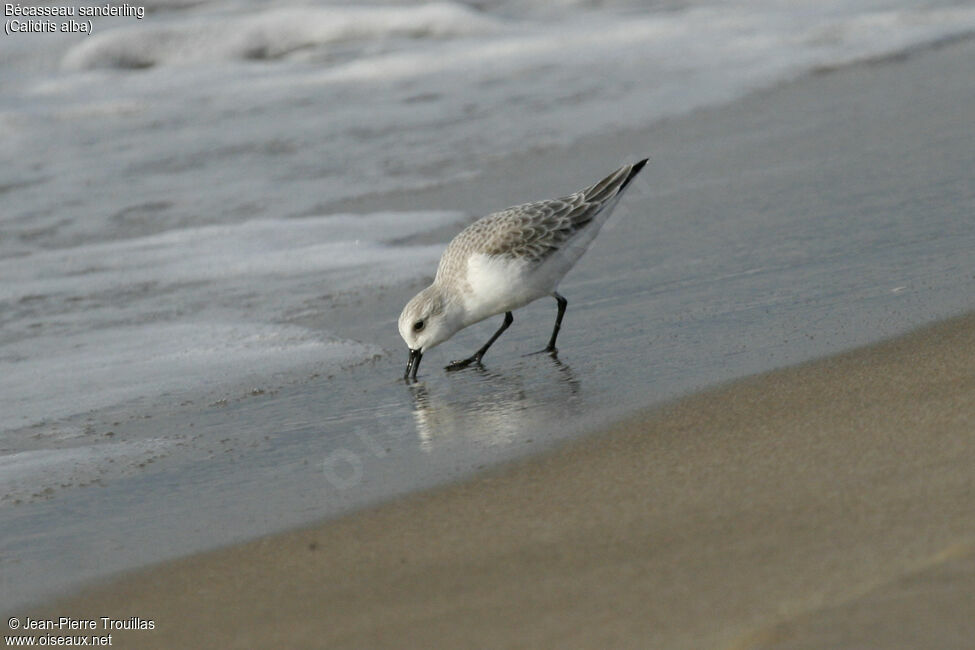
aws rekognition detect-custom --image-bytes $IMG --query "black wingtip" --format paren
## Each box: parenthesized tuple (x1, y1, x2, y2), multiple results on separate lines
(620, 158, 649, 191)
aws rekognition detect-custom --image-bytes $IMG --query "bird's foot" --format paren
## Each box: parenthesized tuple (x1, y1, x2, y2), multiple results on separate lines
(445, 356, 480, 371)
(523, 346, 558, 358)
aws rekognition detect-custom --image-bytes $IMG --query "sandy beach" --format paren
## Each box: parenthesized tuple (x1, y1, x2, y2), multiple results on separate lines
(34, 311, 975, 649)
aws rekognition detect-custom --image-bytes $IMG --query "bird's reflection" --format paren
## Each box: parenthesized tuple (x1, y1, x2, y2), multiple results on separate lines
(548, 354, 581, 393)
(406, 355, 581, 452)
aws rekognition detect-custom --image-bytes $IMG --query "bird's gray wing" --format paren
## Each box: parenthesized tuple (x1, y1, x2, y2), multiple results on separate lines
(471, 161, 643, 263)
(435, 160, 646, 282)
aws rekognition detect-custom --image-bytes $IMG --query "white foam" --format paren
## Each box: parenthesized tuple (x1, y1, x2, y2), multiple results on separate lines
(0, 322, 374, 433)
(0, 212, 461, 303)
(0, 211, 461, 433)
(63, 2, 499, 69)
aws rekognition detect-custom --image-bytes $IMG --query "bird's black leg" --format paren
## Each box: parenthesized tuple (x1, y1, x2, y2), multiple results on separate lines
(545, 292, 567, 353)
(446, 311, 513, 371)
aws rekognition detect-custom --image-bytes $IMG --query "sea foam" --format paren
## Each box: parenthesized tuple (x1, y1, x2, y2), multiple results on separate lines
(63, 2, 499, 69)
(0, 211, 461, 434)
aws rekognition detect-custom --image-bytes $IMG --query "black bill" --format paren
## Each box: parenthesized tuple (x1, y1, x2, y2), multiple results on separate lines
(404, 348, 423, 380)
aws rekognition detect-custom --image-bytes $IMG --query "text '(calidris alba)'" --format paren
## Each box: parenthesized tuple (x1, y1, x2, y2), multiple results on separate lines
(400, 159, 648, 380)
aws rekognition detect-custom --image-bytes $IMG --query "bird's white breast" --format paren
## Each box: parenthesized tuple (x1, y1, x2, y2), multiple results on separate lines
(462, 253, 548, 325)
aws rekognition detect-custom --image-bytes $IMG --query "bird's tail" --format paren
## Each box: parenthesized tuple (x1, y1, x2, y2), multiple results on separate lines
(582, 158, 649, 204)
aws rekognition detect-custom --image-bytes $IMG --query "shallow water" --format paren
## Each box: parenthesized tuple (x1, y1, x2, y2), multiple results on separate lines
(2, 0, 975, 612)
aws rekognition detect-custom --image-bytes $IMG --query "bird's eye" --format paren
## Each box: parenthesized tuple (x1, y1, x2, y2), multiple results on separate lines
(413, 320, 425, 332)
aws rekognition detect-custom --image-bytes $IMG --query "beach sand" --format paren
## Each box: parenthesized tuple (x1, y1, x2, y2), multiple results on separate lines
(37, 312, 975, 648)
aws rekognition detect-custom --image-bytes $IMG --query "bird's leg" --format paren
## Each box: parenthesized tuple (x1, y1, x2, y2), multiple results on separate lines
(525, 292, 567, 357)
(545, 292, 567, 353)
(446, 312, 513, 371)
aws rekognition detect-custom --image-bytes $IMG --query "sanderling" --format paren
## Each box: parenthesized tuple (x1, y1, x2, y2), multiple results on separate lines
(400, 159, 648, 380)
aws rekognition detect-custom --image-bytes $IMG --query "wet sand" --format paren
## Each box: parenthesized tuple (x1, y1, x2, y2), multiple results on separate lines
(36, 312, 975, 648)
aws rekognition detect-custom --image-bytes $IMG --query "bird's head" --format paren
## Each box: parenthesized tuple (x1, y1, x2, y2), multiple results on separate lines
(398, 285, 459, 379)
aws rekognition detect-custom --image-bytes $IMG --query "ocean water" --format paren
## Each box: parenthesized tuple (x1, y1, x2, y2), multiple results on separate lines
(4, 0, 974, 436)
(2, 0, 975, 610)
